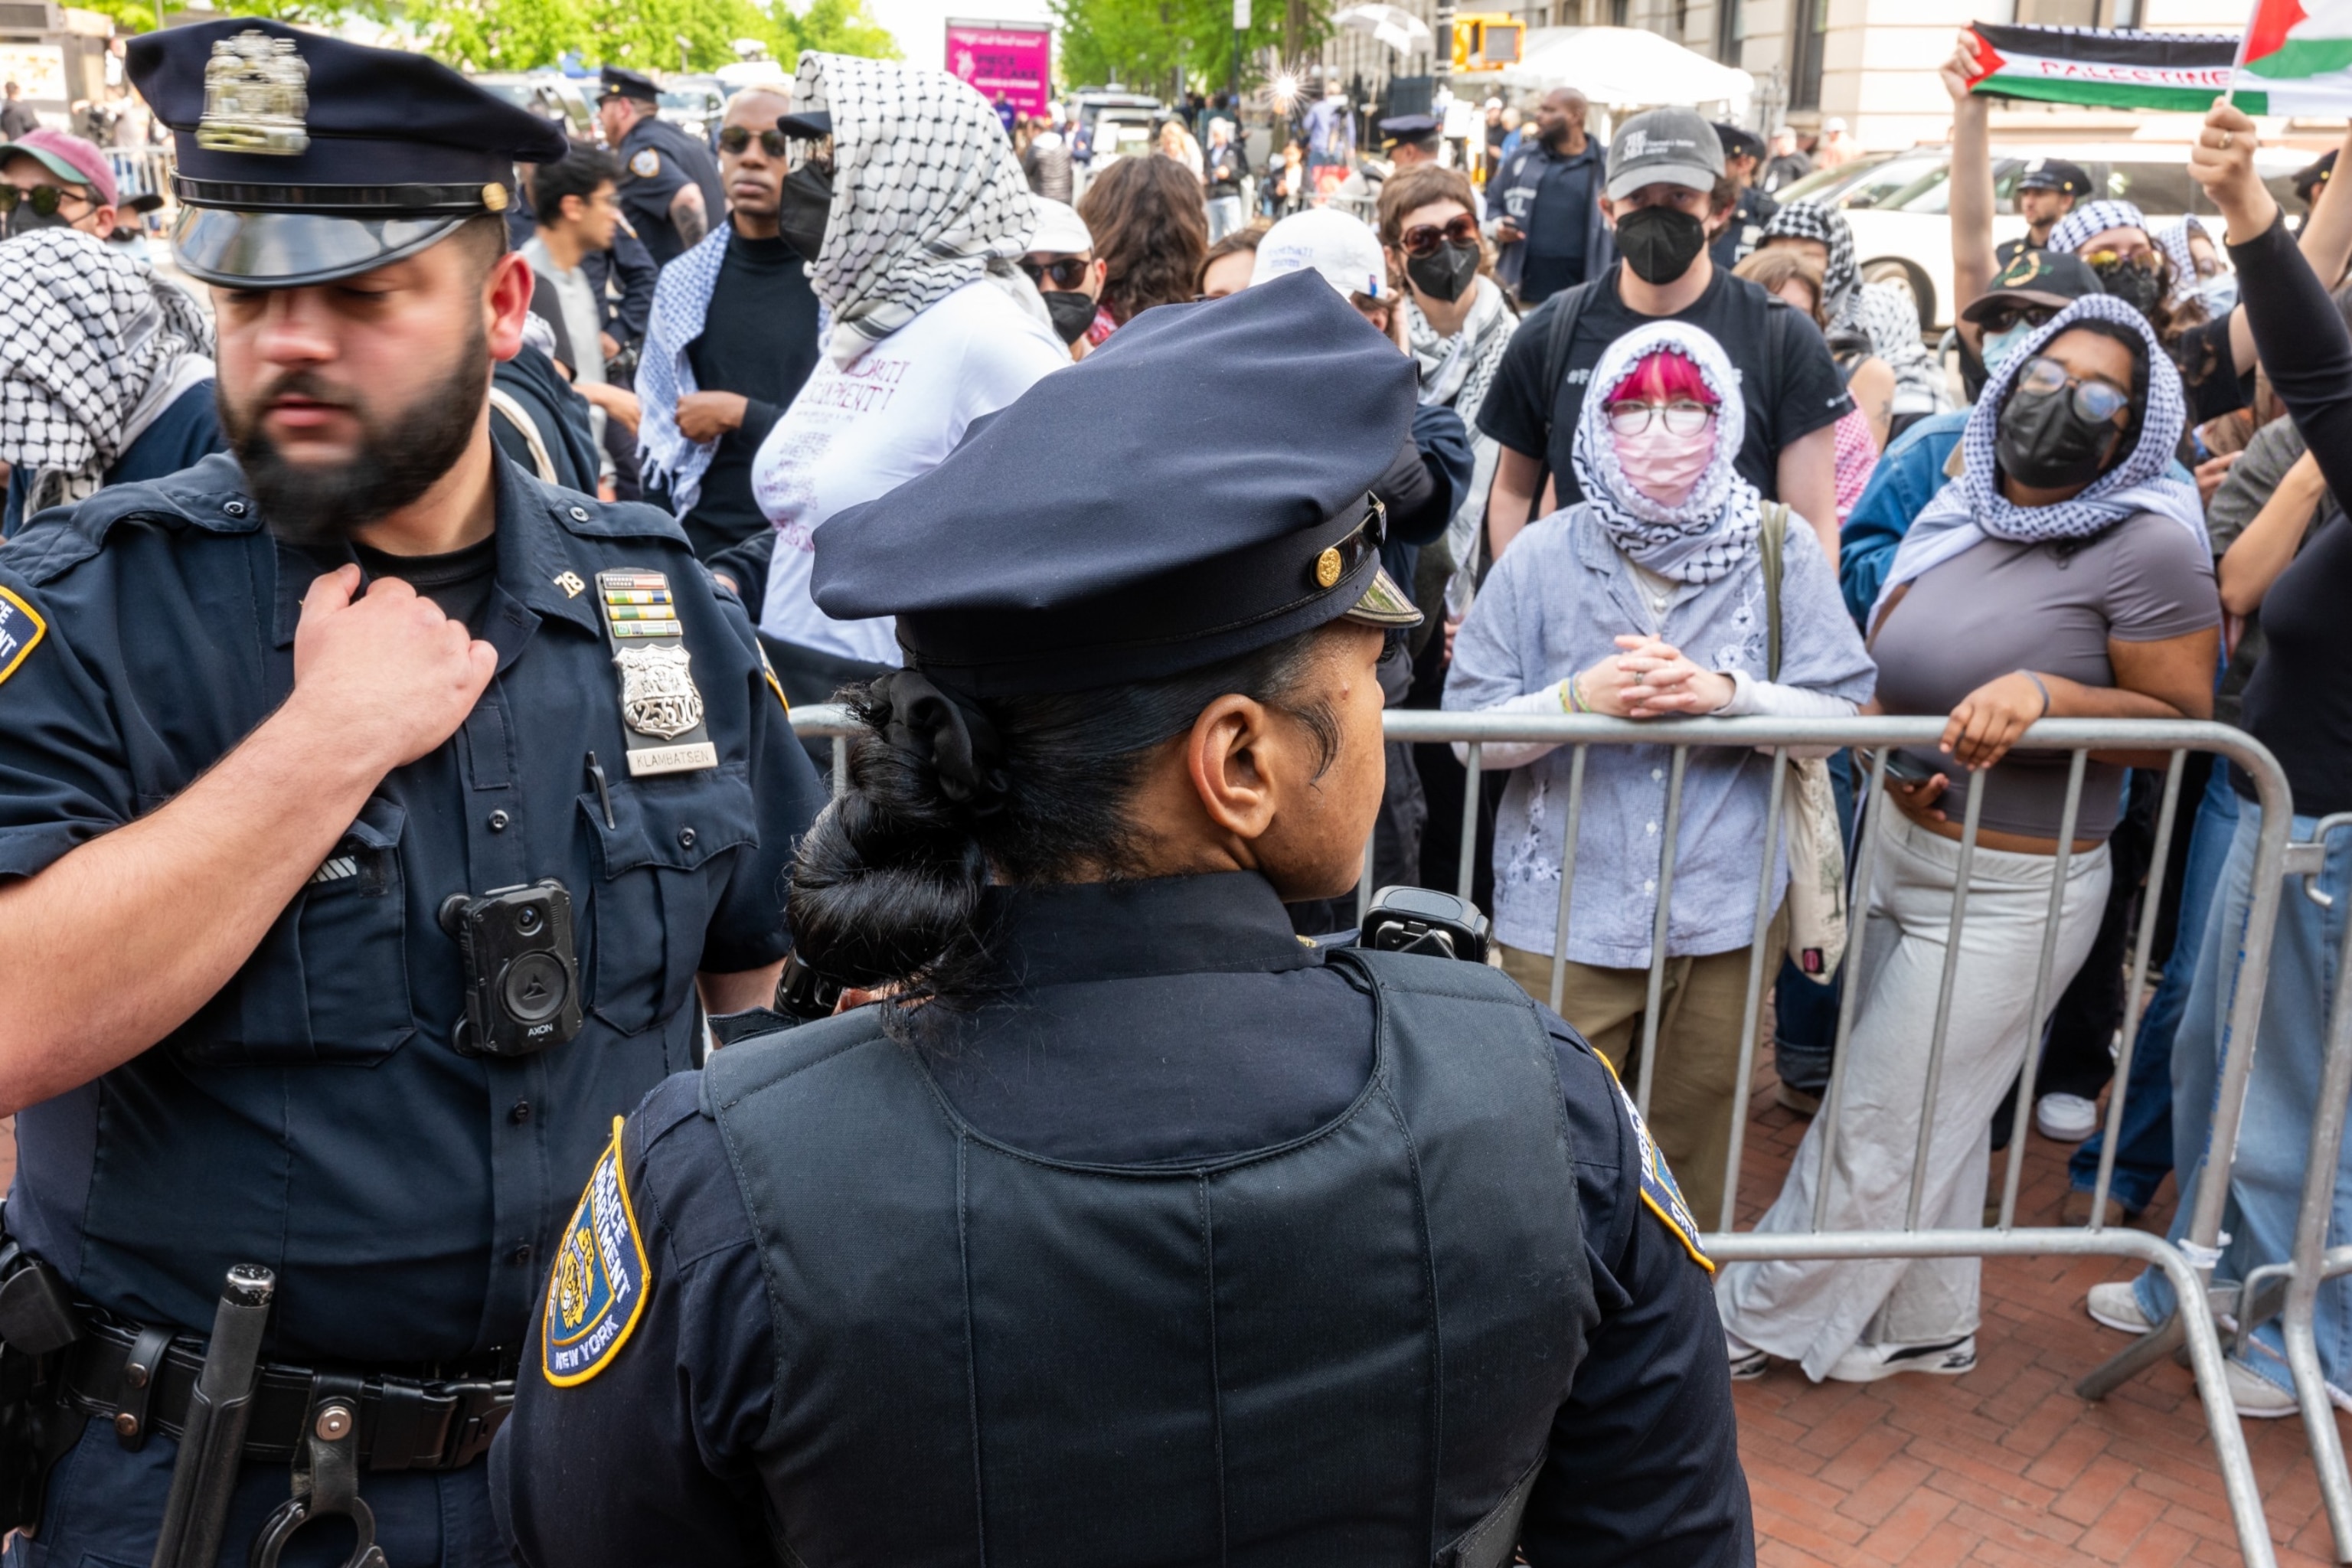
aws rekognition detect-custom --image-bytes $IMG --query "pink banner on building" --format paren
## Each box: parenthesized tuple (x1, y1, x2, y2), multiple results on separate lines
(946, 21, 1053, 120)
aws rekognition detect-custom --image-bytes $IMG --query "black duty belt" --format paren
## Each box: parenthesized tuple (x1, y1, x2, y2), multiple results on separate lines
(60, 1316, 513, 1472)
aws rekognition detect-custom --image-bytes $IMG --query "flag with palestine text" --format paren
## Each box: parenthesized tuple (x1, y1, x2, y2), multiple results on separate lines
(1964, 7, 2352, 117)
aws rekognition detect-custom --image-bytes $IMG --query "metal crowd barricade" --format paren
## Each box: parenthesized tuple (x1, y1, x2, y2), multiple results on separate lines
(792, 704, 2294, 1566)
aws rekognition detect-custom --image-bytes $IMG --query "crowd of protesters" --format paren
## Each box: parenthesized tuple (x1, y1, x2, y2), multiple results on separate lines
(9, 26, 2352, 1428)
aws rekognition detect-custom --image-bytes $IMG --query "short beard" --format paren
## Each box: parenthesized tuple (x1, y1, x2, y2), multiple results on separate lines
(221, 322, 490, 548)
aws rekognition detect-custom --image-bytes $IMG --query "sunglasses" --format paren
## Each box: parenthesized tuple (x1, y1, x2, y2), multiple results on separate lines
(2081, 247, 2158, 273)
(1978, 305, 2057, 337)
(1606, 400, 1715, 437)
(2014, 355, 2132, 423)
(1398, 214, 1480, 257)
(717, 126, 790, 157)
(1020, 256, 1093, 290)
(0, 184, 83, 217)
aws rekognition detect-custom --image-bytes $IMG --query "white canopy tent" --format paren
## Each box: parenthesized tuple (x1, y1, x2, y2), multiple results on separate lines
(1331, 3, 1435, 55)
(1498, 26, 1754, 113)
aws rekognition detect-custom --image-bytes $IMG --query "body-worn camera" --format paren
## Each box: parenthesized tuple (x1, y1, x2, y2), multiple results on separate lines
(1360, 886, 1491, 965)
(438, 880, 584, 1057)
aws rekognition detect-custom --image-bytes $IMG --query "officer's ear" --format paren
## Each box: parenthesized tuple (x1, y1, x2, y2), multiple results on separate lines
(480, 238, 534, 366)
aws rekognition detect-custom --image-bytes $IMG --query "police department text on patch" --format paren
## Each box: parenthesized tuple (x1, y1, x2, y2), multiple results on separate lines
(543, 1116, 652, 1385)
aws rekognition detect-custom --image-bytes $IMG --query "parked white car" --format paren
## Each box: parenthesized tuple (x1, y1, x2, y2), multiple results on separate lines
(1776, 142, 2311, 332)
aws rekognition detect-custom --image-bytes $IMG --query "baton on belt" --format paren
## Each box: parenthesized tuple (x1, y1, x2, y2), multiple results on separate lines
(150, 1264, 274, 1568)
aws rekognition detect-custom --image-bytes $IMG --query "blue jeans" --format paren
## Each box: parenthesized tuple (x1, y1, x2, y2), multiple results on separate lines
(3, 1416, 508, 1568)
(1774, 749, 1859, 1094)
(2136, 795, 2352, 1395)
(1207, 194, 1244, 243)
(2069, 762, 2239, 1212)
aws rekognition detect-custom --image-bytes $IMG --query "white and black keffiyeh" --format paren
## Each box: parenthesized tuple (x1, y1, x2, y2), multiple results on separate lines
(1871, 293, 2204, 627)
(634, 226, 731, 513)
(2155, 214, 2209, 306)
(0, 228, 212, 512)
(1762, 200, 1947, 415)
(1570, 321, 1765, 586)
(2048, 198, 2149, 258)
(794, 51, 1038, 366)
(1407, 274, 1517, 587)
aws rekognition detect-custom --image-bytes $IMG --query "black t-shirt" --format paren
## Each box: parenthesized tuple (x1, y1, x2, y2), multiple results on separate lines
(678, 229, 823, 562)
(354, 533, 501, 631)
(1478, 261, 1853, 506)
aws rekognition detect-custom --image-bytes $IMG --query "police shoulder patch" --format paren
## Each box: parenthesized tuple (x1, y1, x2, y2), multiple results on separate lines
(0, 586, 47, 688)
(629, 148, 661, 179)
(542, 1116, 652, 1386)
(1598, 1053, 1713, 1272)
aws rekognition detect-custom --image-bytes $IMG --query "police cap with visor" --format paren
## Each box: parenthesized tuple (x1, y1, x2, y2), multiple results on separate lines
(813, 270, 1422, 697)
(126, 18, 567, 288)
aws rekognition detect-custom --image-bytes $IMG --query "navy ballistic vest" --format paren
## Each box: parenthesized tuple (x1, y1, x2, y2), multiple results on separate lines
(702, 949, 1599, 1566)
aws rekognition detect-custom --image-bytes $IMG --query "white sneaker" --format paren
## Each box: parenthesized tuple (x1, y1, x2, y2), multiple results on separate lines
(1825, 1334, 1977, 1382)
(1726, 1334, 1769, 1381)
(2216, 1356, 2299, 1419)
(2037, 1092, 2101, 1142)
(2086, 1281, 2156, 1334)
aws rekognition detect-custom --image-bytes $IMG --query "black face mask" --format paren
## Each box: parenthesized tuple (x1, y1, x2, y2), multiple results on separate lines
(776, 165, 834, 263)
(1996, 384, 2122, 491)
(2, 204, 70, 241)
(1406, 240, 1478, 303)
(1614, 205, 1707, 286)
(2089, 256, 2164, 322)
(1042, 289, 1096, 345)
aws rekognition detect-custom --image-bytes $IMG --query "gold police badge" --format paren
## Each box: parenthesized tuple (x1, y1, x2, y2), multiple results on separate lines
(198, 30, 310, 156)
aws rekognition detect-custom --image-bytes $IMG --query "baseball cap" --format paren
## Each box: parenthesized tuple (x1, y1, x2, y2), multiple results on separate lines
(0, 128, 116, 208)
(1027, 196, 1093, 255)
(1959, 248, 2104, 325)
(1250, 207, 1387, 300)
(1606, 106, 1724, 202)
(2297, 148, 2336, 206)
(2016, 157, 2091, 198)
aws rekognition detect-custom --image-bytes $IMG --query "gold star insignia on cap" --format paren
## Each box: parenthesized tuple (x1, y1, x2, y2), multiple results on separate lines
(483, 182, 509, 213)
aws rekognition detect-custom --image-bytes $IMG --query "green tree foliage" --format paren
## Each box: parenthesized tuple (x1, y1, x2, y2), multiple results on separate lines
(1050, 0, 1311, 96)
(110, 0, 900, 71)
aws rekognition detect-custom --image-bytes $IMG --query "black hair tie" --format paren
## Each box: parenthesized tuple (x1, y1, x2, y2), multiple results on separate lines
(867, 670, 1011, 818)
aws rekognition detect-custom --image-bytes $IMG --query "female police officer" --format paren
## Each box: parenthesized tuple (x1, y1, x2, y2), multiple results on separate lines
(492, 272, 1753, 1566)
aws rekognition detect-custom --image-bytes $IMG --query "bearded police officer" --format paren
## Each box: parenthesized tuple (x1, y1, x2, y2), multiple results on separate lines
(490, 273, 1753, 1566)
(595, 66, 725, 268)
(0, 21, 825, 1567)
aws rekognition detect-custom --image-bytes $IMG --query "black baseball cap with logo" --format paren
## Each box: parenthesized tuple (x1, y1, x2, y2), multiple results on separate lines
(2016, 157, 2092, 198)
(1960, 248, 2104, 325)
(1606, 106, 1724, 202)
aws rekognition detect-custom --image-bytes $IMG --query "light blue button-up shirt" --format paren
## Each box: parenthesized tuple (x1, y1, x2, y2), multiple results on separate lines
(1444, 507, 1877, 967)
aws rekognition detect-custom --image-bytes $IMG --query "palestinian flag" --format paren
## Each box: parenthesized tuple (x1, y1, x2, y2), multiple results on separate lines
(1964, 14, 2352, 116)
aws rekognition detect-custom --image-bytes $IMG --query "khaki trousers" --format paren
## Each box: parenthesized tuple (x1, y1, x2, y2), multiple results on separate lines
(1499, 905, 1786, 1233)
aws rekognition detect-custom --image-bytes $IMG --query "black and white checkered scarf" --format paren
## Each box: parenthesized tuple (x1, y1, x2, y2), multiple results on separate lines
(793, 52, 1039, 366)
(0, 228, 213, 512)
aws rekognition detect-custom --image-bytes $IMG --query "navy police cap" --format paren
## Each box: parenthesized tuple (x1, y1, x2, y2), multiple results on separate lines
(126, 18, 567, 288)
(1712, 122, 1765, 164)
(1379, 113, 1441, 148)
(2017, 157, 2092, 198)
(598, 66, 662, 105)
(812, 270, 1422, 696)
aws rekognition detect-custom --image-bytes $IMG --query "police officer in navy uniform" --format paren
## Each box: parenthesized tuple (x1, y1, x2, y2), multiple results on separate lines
(595, 66, 725, 269)
(1994, 157, 2092, 268)
(0, 19, 825, 1566)
(1710, 122, 1779, 270)
(491, 273, 1753, 1566)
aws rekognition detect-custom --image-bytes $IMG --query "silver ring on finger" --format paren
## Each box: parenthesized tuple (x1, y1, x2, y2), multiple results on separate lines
(2219, 129, 2233, 149)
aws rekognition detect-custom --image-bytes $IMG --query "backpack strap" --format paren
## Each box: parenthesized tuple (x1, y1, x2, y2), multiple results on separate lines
(1757, 500, 1788, 681)
(1527, 276, 1599, 521)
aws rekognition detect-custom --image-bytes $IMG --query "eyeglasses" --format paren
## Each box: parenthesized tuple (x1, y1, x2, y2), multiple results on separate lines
(1606, 400, 1715, 436)
(0, 184, 84, 217)
(1398, 214, 1479, 257)
(717, 126, 790, 157)
(1020, 255, 1093, 290)
(2014, 355, 2132, 423)
(2081, 247, 2158, 273)
(1978, 305, 2057, 337)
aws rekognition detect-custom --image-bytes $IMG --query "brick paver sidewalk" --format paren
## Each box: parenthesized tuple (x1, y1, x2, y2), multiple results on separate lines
(1729, 1072, 2347, 1566)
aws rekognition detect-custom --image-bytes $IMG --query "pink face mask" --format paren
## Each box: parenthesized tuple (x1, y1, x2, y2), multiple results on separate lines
(1612, 418, 1717, 509)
